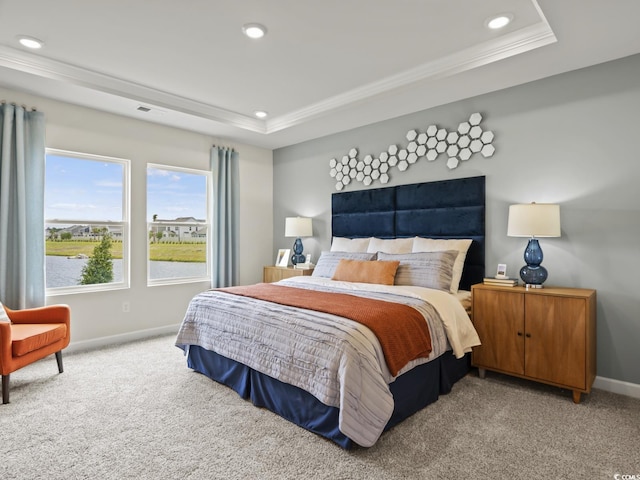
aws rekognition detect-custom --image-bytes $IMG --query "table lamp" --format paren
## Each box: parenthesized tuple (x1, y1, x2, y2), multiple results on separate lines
(285, 217, 313, 266)
(507, 203, 561, 288)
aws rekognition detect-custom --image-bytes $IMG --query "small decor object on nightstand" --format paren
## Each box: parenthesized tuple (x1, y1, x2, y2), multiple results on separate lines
(485, 263, 517, 285)
(275, 248, 290, 267)
(294, 254, 315, 270)
(285, 217, 313, 265)
(507, 203, 561, 288)
(483, 276, 518, 287)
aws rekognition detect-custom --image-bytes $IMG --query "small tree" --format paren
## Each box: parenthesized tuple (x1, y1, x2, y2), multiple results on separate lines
(80, 230, 114, 285)
(48, 228, 60, 241)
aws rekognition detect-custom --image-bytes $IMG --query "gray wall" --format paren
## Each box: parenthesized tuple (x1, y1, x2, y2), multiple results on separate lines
(273, 53, 640, 387)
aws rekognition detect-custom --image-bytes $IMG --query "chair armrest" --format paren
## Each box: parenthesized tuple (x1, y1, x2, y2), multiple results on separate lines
(5, 305, 71, 327)
(0, 322, 12, 370)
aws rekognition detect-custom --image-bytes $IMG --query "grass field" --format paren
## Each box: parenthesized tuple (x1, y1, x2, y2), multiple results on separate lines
(148, 243, 206, 262)
(45, 241, 205, 263)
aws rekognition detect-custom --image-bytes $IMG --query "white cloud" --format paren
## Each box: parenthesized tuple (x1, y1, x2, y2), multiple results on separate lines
(95, 180, 122, 188)
(51, 203, 98, 210)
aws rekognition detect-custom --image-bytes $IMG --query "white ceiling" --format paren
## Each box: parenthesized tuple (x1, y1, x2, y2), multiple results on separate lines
(1, 0, 640, 150)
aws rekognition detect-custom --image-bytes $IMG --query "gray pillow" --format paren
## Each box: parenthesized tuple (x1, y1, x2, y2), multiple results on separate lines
(312, 251, 376, 278)
(377, 251, 458, 291)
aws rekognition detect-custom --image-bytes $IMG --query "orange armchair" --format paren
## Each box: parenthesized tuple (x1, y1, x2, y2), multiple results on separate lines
(0, 304, 71, 404)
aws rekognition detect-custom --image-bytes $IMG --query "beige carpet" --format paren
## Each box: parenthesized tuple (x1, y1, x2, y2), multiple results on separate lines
(1, 335, 638, 480)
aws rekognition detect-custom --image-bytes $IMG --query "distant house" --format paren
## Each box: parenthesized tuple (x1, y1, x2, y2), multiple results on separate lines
(149, 217, 206, 241)
(46, 224, 123, 240)
(66, 225, 90, 238)
(45, 219, 201, 242)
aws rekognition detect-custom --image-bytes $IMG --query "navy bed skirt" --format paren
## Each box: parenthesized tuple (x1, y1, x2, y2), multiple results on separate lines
(186, 345, 470, 449)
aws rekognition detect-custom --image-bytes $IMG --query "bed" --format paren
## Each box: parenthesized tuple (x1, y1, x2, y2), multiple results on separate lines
(176, 176, 485, 448)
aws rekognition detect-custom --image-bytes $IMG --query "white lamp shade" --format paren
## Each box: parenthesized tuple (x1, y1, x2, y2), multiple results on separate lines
(285, 217, 313, 237)
(507, 203, 561, 238)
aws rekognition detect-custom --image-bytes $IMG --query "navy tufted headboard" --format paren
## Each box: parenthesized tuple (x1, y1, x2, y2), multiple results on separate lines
(331, 176, 485, 291)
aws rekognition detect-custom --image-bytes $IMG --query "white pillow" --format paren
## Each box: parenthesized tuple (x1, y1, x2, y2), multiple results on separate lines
(367, 237, 414, 254)
(0, 302, 11, 323)
(412, 237, 473, 293)
(330, 236, 371, 253)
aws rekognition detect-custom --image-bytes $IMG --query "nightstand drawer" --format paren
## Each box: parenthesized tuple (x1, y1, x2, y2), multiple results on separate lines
(263, 266, 314, 283)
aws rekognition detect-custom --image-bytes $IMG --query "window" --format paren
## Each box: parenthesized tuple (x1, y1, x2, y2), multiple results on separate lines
(45, 149, 130, 292)
(147, 164, 210, 284)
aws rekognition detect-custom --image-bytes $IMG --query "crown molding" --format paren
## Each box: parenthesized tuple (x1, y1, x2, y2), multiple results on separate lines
(265, 21, 556, 134)
(0, 45, 266, 133)
(0, 17, 554, 138)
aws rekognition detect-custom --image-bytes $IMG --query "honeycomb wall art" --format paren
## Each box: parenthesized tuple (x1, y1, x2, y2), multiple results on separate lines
(329, 112, 495, 191)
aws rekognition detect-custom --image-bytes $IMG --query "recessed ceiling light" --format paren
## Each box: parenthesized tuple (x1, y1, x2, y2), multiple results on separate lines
(17, 35, 44, 49)
(254, 110, 268, 119)
(486, 14, 513, 30)
(242, 23, 267, 39)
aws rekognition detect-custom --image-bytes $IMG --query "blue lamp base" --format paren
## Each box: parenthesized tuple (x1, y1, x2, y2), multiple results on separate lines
(291, 238, 305, 265)
(520, 238, 548, 288)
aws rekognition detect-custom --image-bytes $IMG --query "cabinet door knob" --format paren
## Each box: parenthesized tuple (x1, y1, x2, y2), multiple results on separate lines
(517, 331, 523, 336)
(525, 333, 532, 338)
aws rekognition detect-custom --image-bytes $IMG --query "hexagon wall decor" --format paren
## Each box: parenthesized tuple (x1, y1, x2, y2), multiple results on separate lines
(328, 112, 496, 191)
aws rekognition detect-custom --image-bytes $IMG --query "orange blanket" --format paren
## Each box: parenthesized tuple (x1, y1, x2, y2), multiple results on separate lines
(218, 283, 432, 376)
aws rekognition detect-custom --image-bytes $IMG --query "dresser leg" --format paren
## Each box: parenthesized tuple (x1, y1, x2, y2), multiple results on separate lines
(478, 368, 486, 379)
(572, 390, 582, 404)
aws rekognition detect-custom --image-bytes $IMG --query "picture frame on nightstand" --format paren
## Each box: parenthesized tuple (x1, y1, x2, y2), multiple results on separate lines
(275, 248, 290, 267)
(495, 263, 508, 279)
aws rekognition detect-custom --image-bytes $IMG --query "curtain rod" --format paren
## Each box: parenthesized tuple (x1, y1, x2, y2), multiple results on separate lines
(0, 100, 38, 111)
(212, 144, 235, 152)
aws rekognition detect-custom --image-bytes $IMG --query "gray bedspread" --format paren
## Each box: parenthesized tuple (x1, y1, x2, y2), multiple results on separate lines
(175, 278, 454, 447)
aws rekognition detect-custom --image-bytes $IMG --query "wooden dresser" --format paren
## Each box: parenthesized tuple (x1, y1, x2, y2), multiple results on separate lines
(471, 283, 596, 403)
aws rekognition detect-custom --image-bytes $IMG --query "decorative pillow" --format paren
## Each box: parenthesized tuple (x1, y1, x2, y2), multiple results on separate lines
(366, 237, 414, 254)
(377, 251, 458, 291)
(332, 259, 400, 285)
(312, 251, 376, 278)
(0, 302, 11, 323)
(330, 236, 371, 253)
(412, 237, 473, 294)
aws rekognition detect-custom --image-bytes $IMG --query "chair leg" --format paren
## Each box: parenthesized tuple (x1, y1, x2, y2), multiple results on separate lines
(55, 351, 64, 373)
(2, 374, 9, 404)
(1, 353, 64, 404)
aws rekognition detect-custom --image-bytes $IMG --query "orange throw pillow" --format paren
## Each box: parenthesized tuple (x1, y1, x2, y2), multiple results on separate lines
(332, 259, 400, 285)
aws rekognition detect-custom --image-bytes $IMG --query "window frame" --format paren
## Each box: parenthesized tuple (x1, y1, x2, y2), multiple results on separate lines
(146, 163, 211, 286)
(44, 148, 130, 295)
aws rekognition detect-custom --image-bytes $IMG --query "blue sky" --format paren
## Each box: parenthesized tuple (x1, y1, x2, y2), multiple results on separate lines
(147, 166, 207, 221)
(45, 154, 207, 222)
(45, 154, 123, 221)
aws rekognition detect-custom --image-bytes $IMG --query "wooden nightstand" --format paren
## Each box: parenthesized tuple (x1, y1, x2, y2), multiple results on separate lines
(471, 283, 596, 403)
(263, 266, 314, 283)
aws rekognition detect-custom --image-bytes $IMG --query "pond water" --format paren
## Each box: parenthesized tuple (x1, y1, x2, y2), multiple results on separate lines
(46, 256, 206, 288)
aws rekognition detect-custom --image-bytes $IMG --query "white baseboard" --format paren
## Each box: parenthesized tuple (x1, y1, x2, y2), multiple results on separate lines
(65, 324, 180, 354)
(594, 376, 640, 399)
